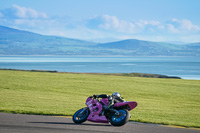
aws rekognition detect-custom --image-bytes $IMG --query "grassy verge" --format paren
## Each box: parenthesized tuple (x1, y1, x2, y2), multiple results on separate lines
(0, 70, 199, 128)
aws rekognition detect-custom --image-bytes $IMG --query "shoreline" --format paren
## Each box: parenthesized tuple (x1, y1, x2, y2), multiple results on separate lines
(1, 55, 200, 57)
(0, 68, 182, 79)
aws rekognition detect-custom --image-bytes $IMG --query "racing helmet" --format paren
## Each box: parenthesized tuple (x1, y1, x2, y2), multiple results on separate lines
(112, 92, 121, 98)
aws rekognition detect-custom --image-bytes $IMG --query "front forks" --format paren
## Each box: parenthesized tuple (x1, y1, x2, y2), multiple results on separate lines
(78, 107, 88, 116)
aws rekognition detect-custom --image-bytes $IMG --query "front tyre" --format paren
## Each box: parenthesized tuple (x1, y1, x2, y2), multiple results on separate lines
(72, 108, 89, 124)
(110, 109, 130, 126)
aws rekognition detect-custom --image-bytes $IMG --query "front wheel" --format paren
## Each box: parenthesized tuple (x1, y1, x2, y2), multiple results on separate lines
(110, 109, 130, 126)
(72, 108, 90, 124)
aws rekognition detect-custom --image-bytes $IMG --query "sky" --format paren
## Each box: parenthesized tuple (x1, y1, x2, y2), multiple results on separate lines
(0, 0, 200, 43)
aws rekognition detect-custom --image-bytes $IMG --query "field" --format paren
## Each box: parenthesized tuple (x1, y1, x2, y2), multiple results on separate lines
(0, 70, 200, 128)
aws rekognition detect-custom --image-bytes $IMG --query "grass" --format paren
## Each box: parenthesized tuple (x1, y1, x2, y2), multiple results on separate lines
(0, 70, 200, 128)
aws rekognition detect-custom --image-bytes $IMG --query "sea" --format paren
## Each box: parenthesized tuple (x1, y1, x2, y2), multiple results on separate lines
(0, 56, 200, 80)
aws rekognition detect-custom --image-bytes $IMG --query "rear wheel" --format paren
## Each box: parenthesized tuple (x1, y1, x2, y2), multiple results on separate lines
(110, 109, 130, 126)
(72, 108, 89, 124)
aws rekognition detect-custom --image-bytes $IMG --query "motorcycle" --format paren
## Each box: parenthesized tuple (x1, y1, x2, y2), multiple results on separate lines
(72, 94, 137, 126)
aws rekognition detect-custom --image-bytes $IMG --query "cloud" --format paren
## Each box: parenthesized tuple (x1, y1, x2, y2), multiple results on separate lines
(0, 4, 54, 33)
(167, 24, 179, 33)
(91, 16, 200, 35)
(0, 4, 48, 19)
(99, 15, 135, 33)
(134, 20, 161, 29)
(167, 19, 200, 33)
(86, 15, 136, 33)
(14, 4, 48, 19)
(87, 15, 165, 34)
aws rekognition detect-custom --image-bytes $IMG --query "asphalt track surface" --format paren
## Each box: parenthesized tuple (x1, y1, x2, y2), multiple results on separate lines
(0, 113, 199, 133)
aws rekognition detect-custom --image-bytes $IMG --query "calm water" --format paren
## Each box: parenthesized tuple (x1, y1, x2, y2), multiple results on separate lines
(0, 56, 200, 80)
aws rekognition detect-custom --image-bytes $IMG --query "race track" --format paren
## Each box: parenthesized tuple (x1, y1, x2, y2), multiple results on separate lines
(0, 113, 199, 133)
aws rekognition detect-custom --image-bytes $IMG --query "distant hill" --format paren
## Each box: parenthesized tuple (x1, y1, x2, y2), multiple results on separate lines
(0, 25, 199, 56)
(0, 25, 96, 55)
(96, 39, 180, 56)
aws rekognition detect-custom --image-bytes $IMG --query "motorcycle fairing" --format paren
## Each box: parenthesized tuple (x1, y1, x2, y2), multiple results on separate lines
(100, 98, 109, 106)
(114, 101, 137, 111)
(85, 97, 109, 123)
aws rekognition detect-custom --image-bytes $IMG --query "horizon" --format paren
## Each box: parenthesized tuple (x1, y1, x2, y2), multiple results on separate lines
(0, 0, 200, 43)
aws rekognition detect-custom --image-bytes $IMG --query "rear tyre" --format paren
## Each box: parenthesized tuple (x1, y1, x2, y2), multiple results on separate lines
(72, 108, 89, 124)
(110, 109, 130, 126)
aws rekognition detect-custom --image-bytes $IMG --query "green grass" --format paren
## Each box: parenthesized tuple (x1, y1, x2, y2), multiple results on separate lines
(0, 70, 200, 128)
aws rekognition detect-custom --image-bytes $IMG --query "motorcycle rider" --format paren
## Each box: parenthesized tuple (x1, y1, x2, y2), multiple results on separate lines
(109, 92, 125, 106)
(93, 92, 125, 108)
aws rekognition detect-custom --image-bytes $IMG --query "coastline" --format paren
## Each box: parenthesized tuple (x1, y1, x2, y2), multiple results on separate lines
(0, 68, 182, 79)
(0, 56, 199, 80)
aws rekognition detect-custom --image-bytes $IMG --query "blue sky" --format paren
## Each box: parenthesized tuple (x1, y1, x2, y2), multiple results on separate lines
(0, 0, 200, 43)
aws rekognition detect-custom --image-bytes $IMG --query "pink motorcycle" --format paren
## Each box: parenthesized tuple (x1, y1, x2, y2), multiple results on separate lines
(72, 94, 137, 126)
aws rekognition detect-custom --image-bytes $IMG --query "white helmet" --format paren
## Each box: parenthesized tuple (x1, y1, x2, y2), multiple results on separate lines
(112, 92, 121, 98)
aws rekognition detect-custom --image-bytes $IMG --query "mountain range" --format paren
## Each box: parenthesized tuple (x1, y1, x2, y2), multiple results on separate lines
(0, 25, 199, 56)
